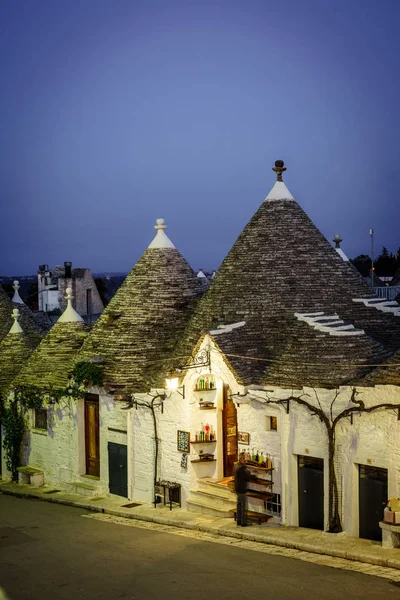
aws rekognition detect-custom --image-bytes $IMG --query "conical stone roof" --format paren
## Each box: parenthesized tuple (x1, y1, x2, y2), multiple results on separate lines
(360, 347, 400, 386)
(76, 219, 205, 393)
(13, 321, 89, 390)
(173, 161, 400, 388)
(0, 310, 35, 392)
(0, 285, 47, 347)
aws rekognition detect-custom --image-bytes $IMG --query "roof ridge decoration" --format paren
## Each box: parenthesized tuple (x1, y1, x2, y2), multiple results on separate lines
(12, 281, 25, 304)
(9, 308, 23, 334)
(209, 321, 246, 335)
(265, 160, 295, 202)
(148, 218, 176, 249)
(332, 234, 349, 262)
(353, 298, 400, 316)
(295, 312, 365, 336)
(58, 288, 84, 323)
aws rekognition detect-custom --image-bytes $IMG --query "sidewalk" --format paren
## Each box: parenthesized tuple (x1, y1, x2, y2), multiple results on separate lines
(1, 479, 400, 571)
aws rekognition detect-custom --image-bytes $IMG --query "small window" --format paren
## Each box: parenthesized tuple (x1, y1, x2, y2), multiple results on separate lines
(266, 493, 281, 516)
(34, 408, 48, 430)
(266, 415, 278, 431)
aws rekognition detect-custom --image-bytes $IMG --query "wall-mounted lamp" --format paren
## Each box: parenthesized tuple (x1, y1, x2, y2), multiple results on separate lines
(165, 375, 185, 399)
(165, 349, 211, 398)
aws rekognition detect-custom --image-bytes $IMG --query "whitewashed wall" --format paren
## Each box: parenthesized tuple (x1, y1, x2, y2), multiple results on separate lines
(129, 389, 191, 505)
(6, 336, 399, 541)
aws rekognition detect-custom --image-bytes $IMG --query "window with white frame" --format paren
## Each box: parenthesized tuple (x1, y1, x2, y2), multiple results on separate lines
(266, 493, 281, 516)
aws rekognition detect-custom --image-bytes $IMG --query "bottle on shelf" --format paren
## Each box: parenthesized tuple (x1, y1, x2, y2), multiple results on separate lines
(259, 452, 264, 466)
(251, 448, 255, 461)
(255, 449, 259, 462)
(205, 376, 209, 389)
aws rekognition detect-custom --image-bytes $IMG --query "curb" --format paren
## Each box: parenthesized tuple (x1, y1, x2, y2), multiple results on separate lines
(2, 486, 400, 571)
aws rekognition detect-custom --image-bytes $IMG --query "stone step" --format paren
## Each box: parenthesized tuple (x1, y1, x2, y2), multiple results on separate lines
(67, 481, 104, 497)
(190, 489, 236, 509)
(196, 478, 235, 500)
(187, 495, 234, 518)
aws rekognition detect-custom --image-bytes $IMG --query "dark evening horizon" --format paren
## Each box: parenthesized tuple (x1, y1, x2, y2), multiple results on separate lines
(1, 0, 399, 276)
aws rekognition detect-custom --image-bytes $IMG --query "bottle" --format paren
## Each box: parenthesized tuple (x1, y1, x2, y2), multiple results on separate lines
(205, 376, 209, 389)
(251, 448, 255, 461)
(255, 449, 259, 462)
(259, 452, 264, 466)
(247, 450, 251, 462)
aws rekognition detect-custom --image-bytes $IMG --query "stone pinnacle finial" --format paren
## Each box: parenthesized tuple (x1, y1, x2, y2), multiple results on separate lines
(12, 280, 25, 304)
(333, 233, 342, 249)
(10, 308, 23, 333)
(148, 218, 175, 249)
(272, 160, 286, 182)
(154, 218, 167, 231)
(58, 287, 84, 323)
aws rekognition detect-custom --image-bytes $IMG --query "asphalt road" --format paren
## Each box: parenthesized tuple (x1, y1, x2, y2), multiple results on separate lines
(0, 494, 399, 600)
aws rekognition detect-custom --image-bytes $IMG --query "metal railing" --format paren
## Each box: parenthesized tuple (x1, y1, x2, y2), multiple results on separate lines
(373, 286, 400, 301)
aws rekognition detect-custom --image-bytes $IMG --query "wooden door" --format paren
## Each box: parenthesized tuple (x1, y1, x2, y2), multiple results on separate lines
(85, 395, 100, 477)
(298, 455, 324, 530)
(359, 464, 387, 541)
(108, 442, 128, 498)
(223, 385, 238, 476)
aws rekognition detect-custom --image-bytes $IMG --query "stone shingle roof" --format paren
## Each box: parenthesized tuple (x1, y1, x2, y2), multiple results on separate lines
(172, 163, 400, 388)
(0, 286, 46, 347)
(360, 348, 400, 386)
(13, 321, 89, 390)
(0, 331, 35, 392)
(76, 232, 205, 393)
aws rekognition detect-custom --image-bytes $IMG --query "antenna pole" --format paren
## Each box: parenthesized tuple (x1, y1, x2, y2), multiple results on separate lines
(369, 228, 374, 293)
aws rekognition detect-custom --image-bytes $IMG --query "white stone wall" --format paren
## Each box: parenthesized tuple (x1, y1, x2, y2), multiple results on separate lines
(23, 400, 80, 486)
(7, 334, 400, 541)
(233, 384, 400, 534)
(129, 389, 191, 505)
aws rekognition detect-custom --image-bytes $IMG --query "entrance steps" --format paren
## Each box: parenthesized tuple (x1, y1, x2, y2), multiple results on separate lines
(66, 477, 104, 497)
(187, 477, 236, 518)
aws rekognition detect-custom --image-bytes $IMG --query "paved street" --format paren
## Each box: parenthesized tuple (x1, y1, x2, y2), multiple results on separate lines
(0, 495, 399, 600)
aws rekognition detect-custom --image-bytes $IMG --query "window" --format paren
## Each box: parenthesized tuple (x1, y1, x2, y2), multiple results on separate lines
(266, 415, 278, 431)
(266, 493, 282, 516)
(34, 408, 48, 431)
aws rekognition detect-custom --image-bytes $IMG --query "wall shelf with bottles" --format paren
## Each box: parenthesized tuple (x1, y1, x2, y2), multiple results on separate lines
(193, 374, 216, 392)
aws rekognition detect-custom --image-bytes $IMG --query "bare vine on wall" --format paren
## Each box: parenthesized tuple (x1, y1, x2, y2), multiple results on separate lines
(121, 391, 166, 501)
(242, 387, 400, 533)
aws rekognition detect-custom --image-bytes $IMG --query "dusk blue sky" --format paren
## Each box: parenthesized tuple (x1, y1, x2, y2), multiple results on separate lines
(1, 0, 399, 276)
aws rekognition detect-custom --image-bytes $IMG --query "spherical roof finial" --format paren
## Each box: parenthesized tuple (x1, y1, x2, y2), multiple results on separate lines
(272, 159, 287, 182)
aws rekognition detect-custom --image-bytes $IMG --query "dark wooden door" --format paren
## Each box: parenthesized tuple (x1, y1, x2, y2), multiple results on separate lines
(85, 396, 100, 477)
(108, 442, 128, 498)
(223, 385, 238, 476)
(359, 464, 387, 541)
(298, 455, 324, 530)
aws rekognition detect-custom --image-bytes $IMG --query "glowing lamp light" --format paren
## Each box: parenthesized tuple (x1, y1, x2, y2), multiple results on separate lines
(165, 374, 185, 398)
(165, 377, 179, 390)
